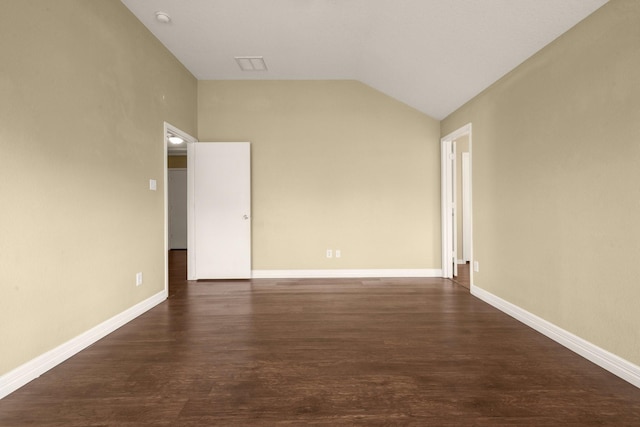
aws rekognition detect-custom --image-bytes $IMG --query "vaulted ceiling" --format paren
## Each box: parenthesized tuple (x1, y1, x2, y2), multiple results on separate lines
(121, 0, 607, 120)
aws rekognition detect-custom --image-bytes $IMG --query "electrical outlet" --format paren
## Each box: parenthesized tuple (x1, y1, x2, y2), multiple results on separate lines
(473, 261, 479, 273)
(136, 272, 143, 286)
(326, 249, 332, 258)
(335, 249, 341, 258)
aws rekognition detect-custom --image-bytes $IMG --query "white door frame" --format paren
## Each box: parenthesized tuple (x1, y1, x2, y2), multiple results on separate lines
(164, 122, 197, 292)
(441, 123, 473, 284)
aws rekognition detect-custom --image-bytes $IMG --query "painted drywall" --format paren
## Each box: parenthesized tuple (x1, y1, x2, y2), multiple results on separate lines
(0, 1, 197, 375)
(442, 0, 640, 365)
(198, 81, 441, 270)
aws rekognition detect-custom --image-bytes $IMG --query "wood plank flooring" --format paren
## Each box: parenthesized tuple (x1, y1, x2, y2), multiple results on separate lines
(452, 262, 470, 289)
(1, 250, 639, 425)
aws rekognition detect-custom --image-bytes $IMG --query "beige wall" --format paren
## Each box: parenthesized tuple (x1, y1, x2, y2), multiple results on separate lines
(442, 0, 640, 365)
(198, 81, 441, 270)
(0, 1, 197, 375)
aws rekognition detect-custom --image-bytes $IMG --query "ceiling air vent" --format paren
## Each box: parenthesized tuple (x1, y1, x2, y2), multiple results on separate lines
(235, 56, 268, 71)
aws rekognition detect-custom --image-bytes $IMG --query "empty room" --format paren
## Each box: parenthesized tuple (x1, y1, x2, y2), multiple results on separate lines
(1, 0, 639, 425)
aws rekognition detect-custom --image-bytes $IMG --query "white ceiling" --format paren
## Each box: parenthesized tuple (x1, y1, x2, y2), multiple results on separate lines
(121, 0, 607, 120)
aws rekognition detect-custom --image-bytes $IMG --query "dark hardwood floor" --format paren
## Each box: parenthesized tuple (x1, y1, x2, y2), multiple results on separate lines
(1, 250, 639, 425)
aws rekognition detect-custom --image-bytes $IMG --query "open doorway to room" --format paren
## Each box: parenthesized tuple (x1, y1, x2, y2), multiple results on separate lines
(164, 122, 197, 292)
(441, 124, 473, 289)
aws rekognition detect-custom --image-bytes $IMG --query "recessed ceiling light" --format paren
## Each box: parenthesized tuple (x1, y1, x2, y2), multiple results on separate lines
(235, 56, 268, 72)
(155, 11, 171, 24)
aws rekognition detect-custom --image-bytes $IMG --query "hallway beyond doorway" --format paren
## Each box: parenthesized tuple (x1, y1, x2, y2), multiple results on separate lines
(452, 262, 470, 290)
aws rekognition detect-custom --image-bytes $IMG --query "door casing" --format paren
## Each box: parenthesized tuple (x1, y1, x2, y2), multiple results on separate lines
(164, 122, 197, 292)
(441, 123, 473, 285)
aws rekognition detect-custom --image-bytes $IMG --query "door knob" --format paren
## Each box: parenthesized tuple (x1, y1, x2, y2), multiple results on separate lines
(243, 215, 249, 220)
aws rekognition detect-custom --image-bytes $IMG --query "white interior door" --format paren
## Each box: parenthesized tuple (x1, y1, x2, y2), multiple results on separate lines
(451, 141, 458, 277)
(168, 168, 187, 249)
(188, 142, 251, 279)
(441, 138, 457, 279)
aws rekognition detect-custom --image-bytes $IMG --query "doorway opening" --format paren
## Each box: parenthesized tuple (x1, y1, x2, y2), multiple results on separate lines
(164, 122, 197, 292)
(441, 123, 473, 289)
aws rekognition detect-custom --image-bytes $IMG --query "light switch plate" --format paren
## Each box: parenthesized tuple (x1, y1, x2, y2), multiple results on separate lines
(149, 179, 157, 191)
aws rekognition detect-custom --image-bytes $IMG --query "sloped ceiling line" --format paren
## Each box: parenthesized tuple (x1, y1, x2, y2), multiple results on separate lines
(121, 0, 608, 120)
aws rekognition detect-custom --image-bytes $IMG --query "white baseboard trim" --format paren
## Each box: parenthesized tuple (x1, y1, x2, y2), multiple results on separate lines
(456, 259, 466, 265)
(0, 290, 167, 400)
(471, 284, 640, 389)
(252, 269, 443, 279)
